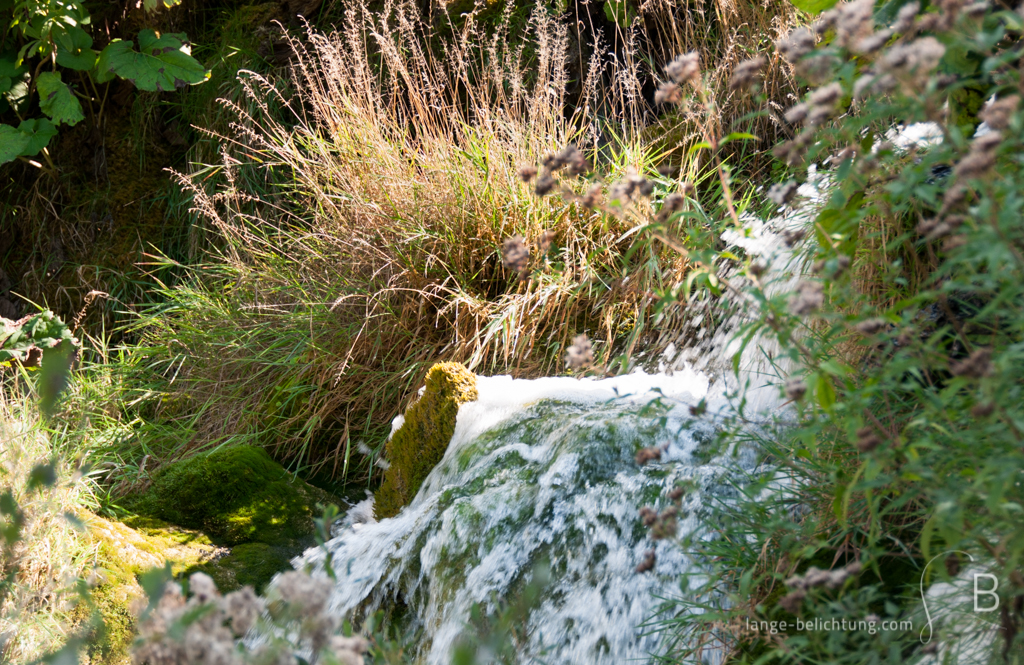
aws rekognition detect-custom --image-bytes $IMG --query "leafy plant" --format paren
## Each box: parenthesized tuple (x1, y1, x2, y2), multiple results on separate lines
(632, 0, 1024, 662)
(1, 309, 78, 415)
(527, 0, 1024, 660)
(0, 0, 208, 165)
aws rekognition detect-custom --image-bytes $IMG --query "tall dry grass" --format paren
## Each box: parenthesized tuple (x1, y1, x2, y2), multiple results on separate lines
(113, 0, 797, 483)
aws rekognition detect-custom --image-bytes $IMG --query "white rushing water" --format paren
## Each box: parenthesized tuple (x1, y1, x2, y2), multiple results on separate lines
(296, 369, 762, 664)
(288, 164, 840, 663)
(289, 142, 917, 662)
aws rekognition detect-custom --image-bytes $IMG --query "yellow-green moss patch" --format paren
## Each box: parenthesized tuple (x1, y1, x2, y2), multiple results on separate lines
(77, 514, 226, 665)
(374, 362, 478, 519)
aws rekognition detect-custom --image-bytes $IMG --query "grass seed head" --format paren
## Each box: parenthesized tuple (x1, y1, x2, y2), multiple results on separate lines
(635, 549, 656, 573)
(729, 56, 766, 92)
(566, 334, 594, 369)
(534, 173, 557, 196)
(979, 95, 1019, 130)
(502, 236, 530, 275)
(785, 377, 808, 401)
(655, 81, 684, 105)
(767, 181, 799, 206)
(790, 281, 825, 315)
(893, 1, 920, 32)
(636, 446, 662, 465)
(855, 426, 881, 452)
(777, 28, 816, 63)
(854, 318, 886, 335)
(665, 52, 701, 85)
(782, 228, 806, 247)
(950, 347, 993, 378)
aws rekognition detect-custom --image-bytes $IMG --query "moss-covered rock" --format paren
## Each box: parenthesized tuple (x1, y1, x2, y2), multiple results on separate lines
(190, 542, 295, 593)
(128, 445, 333, 547)
(76, 451, 332, 664)
(374, 362, 477, 519)
(76, 514, 226, 665)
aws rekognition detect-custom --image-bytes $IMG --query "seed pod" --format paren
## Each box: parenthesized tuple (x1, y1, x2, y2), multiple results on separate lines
(636, 549, 657, 573)
(855, 426, 881, 452)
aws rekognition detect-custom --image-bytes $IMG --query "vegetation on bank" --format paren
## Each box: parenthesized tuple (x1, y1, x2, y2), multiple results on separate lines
(614, 1, 1024, 662)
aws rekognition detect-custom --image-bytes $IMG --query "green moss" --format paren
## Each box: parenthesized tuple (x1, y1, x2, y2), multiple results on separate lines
(73, 514, 225, 665)
(129, 445, 332, 546)
(189, 542, 295, 594)
(79, 583, 136, 665)
(374, 363, 478, 519)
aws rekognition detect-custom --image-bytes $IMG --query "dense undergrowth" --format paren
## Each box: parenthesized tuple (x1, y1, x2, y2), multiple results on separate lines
(3, 0, 800, 659)
(599, 0, 1024, 662)
(62, 0, 797, 488)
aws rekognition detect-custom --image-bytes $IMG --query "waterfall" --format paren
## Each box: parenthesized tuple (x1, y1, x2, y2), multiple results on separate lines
(288, 157, 877, 662)
(295, 370, 762, 663)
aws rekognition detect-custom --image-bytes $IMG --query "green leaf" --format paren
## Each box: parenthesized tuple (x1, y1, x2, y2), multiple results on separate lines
(788, 0, 839, 14)
(37, 72, 84, 126)
(816, 373, 836, 410)
(144, 0, 183, 9)
(96, 30, 209, 92)
(603, 0, 636, 27)
(719, 132, 759, 147)
(54, 25, 97, 71)
(833, 481, 848, 521)
(18, 118, 57, 156)
(1, 310, 77, 363)
(27, 463, 57, 492)
(688, 141, 713, 155)
(0, 124, 30, 164)
(39, 338, 77, 416)
(0, 51, 27, 94)
(137, 562, 175, 619)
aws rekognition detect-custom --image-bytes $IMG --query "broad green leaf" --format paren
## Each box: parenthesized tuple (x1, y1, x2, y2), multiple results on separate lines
(18, 118, 57, 156)
(96, 30, 209, 92)
(0, 124, 30, 164)
(37, 72, 84, 126)
(603, 0, 636, 27)
(5, 73, 31, 114)
(0, 51, 26, 94)
(788, 0, 839, 14)
(54, 25, 97, 71)
(1, 310, 77, 362)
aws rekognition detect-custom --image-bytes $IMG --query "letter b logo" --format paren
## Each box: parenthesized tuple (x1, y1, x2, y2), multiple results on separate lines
(974, 574, 999, 612)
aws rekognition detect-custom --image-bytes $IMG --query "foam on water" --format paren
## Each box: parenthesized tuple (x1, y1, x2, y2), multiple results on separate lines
(289, 148, 887, 662)
(297, 370, 755, 664)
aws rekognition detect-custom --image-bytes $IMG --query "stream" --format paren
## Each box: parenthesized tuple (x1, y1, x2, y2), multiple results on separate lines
(297, 370, 761, 663)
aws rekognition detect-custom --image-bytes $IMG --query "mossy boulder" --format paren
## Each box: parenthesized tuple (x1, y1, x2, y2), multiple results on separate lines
(128, 445, 333, 547)
(374, 362, 477, 519)
(77, 514, 226, 665)
(192, 542, 295, 593)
